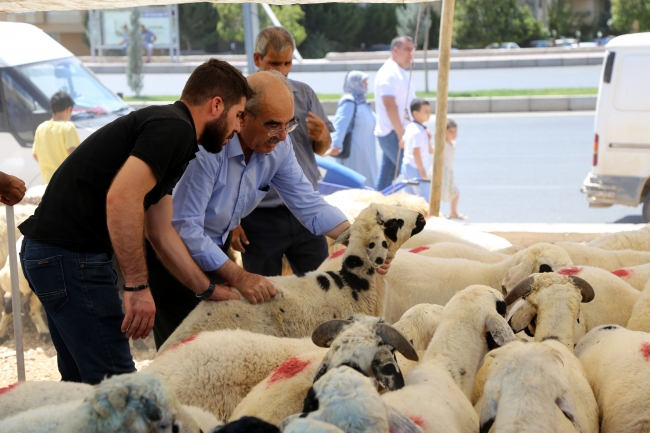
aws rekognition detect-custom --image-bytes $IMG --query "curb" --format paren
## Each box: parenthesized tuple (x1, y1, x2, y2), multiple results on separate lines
(128, 95, 596, 115)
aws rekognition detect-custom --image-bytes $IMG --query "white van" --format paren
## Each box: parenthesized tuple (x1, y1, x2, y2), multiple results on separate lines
(0, 22, 130, 187)
(581, 33, 650, 221)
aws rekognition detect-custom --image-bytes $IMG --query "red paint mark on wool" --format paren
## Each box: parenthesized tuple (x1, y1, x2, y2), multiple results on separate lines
(0, 382, 20, 395)
(558, 266, 582, 276)
(409, 246, 430, 254)
(266, 357, 311, 387)
(612, 269, 632, 278)
(641, 342, 650, 361)
(169, 334, 198, 351)
(408, 415, 426, 428)
(329, 248, 346, 259)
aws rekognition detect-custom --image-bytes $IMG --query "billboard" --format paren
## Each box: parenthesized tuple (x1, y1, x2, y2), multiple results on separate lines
(102, 8, 171, 47)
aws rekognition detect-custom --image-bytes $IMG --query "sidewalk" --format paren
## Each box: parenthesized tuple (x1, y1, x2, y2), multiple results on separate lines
(464, 223, 644, 246)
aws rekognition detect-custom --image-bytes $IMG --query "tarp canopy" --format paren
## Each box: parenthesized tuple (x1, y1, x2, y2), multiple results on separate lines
(1, 0, 422, 13)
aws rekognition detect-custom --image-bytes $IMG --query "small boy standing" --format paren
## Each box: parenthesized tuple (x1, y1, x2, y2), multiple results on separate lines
(442, 119, 466, 220)
(402, 98, 433, 201)
(33, 91, 79, 184)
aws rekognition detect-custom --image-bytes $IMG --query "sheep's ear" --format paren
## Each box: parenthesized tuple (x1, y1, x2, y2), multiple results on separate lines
(556, 395, 584, 433)
(502, 262, 535, 295)
(385, 404, 425, 433)
(371, 347, 405, 391)
(479, 397, 498, 433)
(312, 319, 352, 347)
(332, 228, 351, 246)
(486, 314, 516, 347)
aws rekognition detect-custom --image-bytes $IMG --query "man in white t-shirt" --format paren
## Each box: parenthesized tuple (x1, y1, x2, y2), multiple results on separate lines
(374, 35, 416, 191)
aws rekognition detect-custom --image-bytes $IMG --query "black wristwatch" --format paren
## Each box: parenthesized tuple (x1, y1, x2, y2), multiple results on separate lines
(196, 283, 215, 300)
(123, 282, 149, 292)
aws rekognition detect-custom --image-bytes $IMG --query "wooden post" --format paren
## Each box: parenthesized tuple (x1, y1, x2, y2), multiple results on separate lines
(429, 0, 456, 217)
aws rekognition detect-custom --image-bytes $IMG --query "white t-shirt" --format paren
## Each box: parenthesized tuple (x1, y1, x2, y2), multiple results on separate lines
(374, 58, 417, 137)
(402, 122, 431, 170)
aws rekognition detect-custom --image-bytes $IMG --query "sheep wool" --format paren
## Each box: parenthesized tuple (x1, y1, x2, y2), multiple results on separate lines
(556, 241, 650, 271)
(159, 204, 425, 351)
(587, 225, 650, 251)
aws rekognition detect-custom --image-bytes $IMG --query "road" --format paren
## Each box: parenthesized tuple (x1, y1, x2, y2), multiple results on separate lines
(422, 112, 643, 223)
(96, 65, 602, 97)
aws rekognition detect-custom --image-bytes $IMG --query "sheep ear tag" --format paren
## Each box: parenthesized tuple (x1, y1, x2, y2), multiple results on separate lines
(332, 228, 351, 246)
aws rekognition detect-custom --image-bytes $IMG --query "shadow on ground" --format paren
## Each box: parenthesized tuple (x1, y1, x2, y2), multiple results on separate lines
(613, 215, 645, 224)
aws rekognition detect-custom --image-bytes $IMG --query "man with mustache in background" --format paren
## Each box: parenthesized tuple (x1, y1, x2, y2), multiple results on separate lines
(147, 71, 359, 349)
(19, 59, 254, 383)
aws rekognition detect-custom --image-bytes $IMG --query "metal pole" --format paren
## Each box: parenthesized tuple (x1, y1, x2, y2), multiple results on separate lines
(429, 0, 456, 217)
(89, 10, 95, 63)
(243, 3, 256, 75)
(167, 4, 174, 62)
(534, 0, 539, 20)
(6, 206, 25, 382)
(260, 3, 303, 62)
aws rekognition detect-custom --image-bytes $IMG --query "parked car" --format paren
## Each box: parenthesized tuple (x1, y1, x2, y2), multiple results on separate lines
(0, 22, 130, 187)
(555, 37, 578, 47)
(485, 42, 521, 50)
(581, 32, 650, 221)
(528, 39, 554, 48)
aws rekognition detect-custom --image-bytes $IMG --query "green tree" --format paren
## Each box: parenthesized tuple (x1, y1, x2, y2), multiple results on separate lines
(548, 0, 594, 38)
(178, 3, 221, 53)
(213, 4, 306, 46)
(453, 0, 547, 48)
(610, 0, 650, 32)
(126, 8, 144, 97)
(353, 4, 398, 50)
(395, 3, 440, 49)
(300, 4, 366, 57)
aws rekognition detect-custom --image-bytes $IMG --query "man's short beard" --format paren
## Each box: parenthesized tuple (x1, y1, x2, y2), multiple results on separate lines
(199, 110, 231, 154)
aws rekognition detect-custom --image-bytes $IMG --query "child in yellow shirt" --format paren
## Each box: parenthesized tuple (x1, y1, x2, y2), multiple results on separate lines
(33, 91, 80, 184)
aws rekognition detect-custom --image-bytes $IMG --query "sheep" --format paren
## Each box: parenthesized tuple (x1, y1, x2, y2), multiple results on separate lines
(586, 225, 650, 251)
(210, 416, 279, 433)
(279, 366, 424, 433)
(505, 267, 639, 344)
(417, 217, 512, 251)
(473, 273, 600, 433)
(318, 242, 573, 324)
(0, 205, 36, 266)
(575, 325, 650, 433)
(404, 242, 511, 264)
(401, 229, 491, 251)
(555, 241, 650, 271)
(159, 204, 426, 352)
(391, 303, 444, 351)
(607, 262, 650, 291)
(282, 418, 345, 433)
(0, 371, 204, 433)
(229, 315, 421, 425)
(0, 236, 50, 343)
(626, 279, 650, 332)
(323, 189, 429, 223)
(475, 341, 593, 433)
(378, 285, 516, 433)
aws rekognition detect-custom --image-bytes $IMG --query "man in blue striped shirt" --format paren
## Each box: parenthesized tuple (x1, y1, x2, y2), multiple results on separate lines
(148, 71, 350, 347)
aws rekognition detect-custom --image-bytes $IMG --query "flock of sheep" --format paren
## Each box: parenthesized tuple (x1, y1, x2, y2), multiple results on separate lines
(1, 190, 650, 432)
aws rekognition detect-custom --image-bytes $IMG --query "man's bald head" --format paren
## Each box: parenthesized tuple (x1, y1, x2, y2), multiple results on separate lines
(246, 70, 294, 116)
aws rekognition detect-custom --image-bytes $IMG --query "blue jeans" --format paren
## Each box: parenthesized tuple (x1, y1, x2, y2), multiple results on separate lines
(403, 164, 431, 203)
(375, 131, 404, 191)
(20, 237, 135, 384)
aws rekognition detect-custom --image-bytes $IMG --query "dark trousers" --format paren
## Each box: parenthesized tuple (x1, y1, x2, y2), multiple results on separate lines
(146, 235, 231, 350)
(375, 130, 404, 191)
(20, 237, 135, 384)
(240, 206, 329, 277)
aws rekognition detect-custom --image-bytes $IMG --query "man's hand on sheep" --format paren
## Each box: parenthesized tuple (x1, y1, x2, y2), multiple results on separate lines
(231, 225, 249, 253)
(121, 289, 156, 340)
(214, 260, 277, 305)
(376, 257, 392, 275)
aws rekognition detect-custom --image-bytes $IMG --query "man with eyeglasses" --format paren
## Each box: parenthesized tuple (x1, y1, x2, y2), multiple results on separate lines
(148, 71, 351, 348)
(232, 26, 335, 279)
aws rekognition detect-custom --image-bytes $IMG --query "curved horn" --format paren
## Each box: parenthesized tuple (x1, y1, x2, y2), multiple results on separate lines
(311, 319, 352, 347)
(376, 323, 419, 361)
(504, 276, 535, 305)
(569, 276, 595, 303)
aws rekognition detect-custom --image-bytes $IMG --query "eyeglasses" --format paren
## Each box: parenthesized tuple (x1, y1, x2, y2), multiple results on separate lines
(247, 111, 299, 137)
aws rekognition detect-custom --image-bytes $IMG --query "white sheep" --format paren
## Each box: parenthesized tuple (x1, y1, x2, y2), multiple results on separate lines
(607, 262, 650, 291)
(404, 242, 511, 264)
(505, 267, 640, 344)
(575, 325, 650, 433)
(0, 371, 204, 433)
(0, 236, 49, 343)
(626, 279, 650, 332)
(229, 314, 424, 425)
(159, 204, 426, 352)
(474, 273, 600, 433)
(278, 366, 424, 433)
(0, 380, 92, 420)
(282, 418, 345, 433)
(475, 341, 593, 433)
(318, 242, 573, 324)
(323, 189, 429, 224)
(587, 225, 650, 251)
(415, 217, 512, 251)
(391, 303, 444, 351)
(379, 285, 517, 433)
(555, 241, 650, 271)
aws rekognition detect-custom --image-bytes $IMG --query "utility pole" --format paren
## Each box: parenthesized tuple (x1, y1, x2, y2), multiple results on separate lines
(242, 3, 259, 74)
(429, 0, 456, 217)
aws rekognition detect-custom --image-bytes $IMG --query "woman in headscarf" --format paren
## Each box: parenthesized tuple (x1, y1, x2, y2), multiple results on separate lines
(325, 71, 378, 188)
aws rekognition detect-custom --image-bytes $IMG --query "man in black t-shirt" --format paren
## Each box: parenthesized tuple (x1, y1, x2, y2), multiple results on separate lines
(18, 59, 254, 384)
